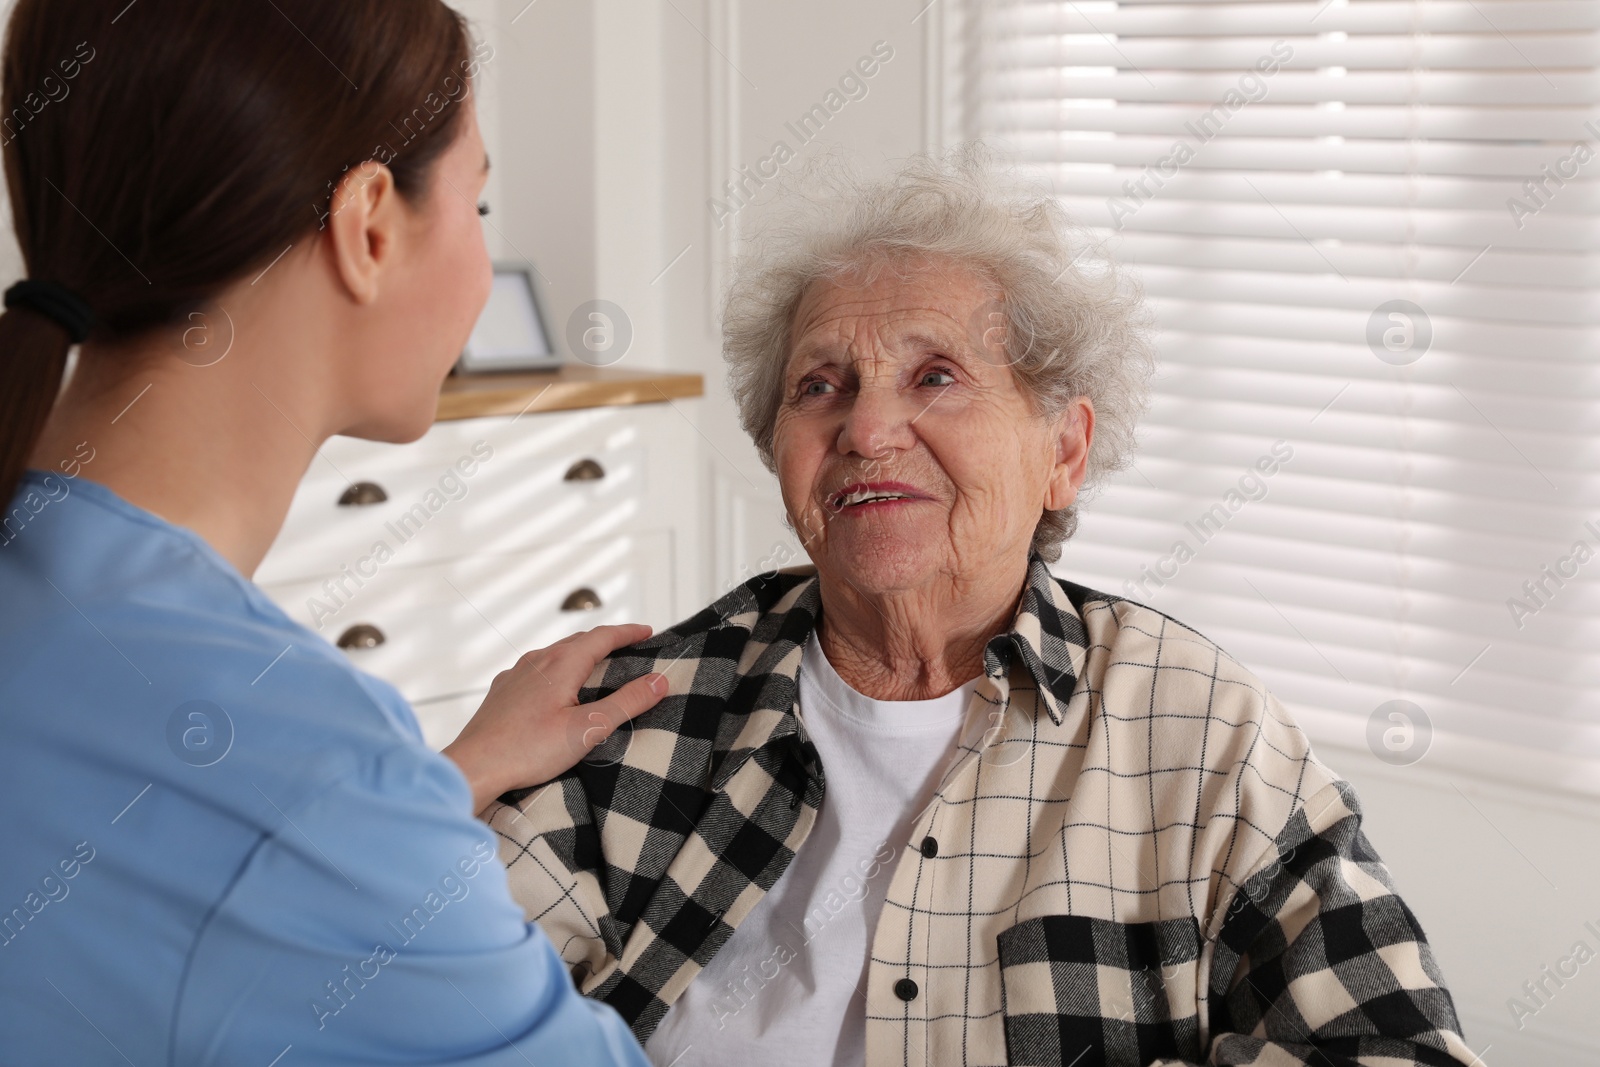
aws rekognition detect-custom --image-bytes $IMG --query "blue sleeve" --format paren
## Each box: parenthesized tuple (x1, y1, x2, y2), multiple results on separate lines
(172, 740, 651, 1067)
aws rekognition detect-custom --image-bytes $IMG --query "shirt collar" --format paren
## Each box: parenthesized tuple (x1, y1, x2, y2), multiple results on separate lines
(720, 551, 1088, 729)
(982, 552, 1088, 726)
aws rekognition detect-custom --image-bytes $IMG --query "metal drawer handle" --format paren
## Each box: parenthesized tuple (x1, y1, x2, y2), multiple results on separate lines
(336, 623, 386, 650)
(338, 481, 388, 507)
(563, 459, 606, 483)
(561, 588, 603, 612)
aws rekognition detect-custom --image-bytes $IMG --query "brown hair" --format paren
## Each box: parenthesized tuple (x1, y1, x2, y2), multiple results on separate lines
(0, 0, 480, 504)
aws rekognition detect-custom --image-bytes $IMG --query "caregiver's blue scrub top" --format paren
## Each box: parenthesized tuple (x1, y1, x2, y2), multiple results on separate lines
(0, 469, 648, 1067)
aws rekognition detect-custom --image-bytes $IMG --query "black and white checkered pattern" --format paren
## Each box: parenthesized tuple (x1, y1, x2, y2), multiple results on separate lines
(484, 554, 1476, 1065)
(997, 914, 1204, 1064)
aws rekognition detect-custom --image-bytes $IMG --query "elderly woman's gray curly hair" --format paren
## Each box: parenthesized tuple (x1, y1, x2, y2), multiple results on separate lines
(720, 145, 1156, 563)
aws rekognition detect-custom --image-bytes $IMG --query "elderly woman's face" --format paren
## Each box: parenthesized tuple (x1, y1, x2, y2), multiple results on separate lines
(773, 258, 1090, 594)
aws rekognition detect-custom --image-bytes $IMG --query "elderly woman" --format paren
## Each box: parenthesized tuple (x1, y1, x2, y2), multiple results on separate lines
(484, 154, 1474, 1067)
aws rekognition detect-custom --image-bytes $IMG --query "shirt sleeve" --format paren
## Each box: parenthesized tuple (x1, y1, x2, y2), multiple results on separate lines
(172, 739, 651, 1067)
(1161, 780, 1479, 1067)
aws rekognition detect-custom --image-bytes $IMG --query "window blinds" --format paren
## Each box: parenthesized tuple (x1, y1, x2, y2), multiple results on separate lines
(953, 0, 1600, 773)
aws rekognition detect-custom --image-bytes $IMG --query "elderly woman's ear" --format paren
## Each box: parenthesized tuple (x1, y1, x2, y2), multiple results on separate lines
(1044, 395, 1095, 512)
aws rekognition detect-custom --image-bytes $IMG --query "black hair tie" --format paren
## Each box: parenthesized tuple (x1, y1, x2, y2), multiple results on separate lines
(5, 279, 94, 344)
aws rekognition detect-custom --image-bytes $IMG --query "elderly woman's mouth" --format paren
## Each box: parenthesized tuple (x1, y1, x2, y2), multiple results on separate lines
(829, 480, 928, 512)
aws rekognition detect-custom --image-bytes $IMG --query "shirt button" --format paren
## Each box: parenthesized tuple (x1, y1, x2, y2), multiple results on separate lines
(894, 977, 919, 1002)
(920, 836, 938, 858)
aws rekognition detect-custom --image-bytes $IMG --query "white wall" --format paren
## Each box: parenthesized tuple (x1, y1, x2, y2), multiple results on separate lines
(1322, 741, 1600, 1064)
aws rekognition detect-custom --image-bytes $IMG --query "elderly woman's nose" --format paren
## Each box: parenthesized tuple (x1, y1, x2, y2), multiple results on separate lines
(835, 383, 919, 458)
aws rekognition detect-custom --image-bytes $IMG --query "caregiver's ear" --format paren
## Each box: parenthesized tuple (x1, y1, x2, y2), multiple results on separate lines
(1044, 395, 1094, 511)
(324, 160, 400, 306)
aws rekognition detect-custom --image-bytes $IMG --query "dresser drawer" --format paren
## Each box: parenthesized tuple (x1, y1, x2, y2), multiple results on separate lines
(256, 406, 674, 585)
(260, 530, 673, 705)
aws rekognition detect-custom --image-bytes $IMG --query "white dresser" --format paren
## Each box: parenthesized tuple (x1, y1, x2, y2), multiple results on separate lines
(254, 369, 704, 750)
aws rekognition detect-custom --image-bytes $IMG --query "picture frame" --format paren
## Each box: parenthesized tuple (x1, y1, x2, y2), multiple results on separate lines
(455, 262, 560, 374)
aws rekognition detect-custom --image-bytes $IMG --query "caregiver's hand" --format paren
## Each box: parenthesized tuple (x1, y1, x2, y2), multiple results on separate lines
(442, 623, 669, 815)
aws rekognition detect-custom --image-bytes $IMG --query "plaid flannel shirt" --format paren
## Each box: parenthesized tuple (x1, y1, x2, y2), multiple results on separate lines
(484, 553, 1477, 1066)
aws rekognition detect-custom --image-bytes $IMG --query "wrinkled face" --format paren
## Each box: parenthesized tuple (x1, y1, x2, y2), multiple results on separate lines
(772, 257, 1087, 596)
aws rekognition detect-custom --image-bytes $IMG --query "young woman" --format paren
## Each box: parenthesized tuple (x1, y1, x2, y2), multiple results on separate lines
(0, 2, 662, 1064)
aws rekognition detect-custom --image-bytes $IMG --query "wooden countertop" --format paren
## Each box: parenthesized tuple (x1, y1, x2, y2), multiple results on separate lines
(437, 364, 704, 421)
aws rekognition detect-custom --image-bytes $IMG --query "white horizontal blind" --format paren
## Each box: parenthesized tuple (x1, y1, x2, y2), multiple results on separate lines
(954, 0, 1600, 766)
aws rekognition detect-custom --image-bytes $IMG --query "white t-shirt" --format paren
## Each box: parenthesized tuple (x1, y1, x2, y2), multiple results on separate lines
(644, 631, 981, 1067)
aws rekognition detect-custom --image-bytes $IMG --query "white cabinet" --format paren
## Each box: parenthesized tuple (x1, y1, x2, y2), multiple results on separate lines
(255, 402, 695, 748)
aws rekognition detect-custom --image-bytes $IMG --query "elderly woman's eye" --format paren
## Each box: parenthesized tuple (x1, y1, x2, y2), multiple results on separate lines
(800, 378, 835, 396)
(921, 368, 956, 387)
